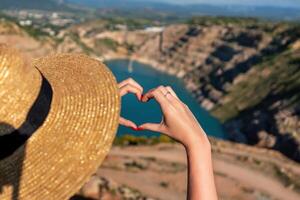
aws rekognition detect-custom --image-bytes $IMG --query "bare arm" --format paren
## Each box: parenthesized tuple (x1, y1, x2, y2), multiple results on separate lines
(139, 85, 218, 200)
(185, 136, 217, 200)
(118, 79, 218, 200)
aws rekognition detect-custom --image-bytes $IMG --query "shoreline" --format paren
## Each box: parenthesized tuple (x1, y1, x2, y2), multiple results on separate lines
(101, 54, 228, 140)
(99, 53, 198, 96)
(99, 54, 179, 77)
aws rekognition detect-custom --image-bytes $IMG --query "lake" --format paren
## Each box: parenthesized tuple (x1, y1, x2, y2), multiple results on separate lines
(105, 59, 226, 139)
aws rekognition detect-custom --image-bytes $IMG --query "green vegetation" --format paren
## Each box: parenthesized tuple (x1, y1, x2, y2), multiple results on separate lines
(187, 16, 260, 26)
(95, 38, 119, 51)
(159, 182, 169, 188)
(273, 165, 300, 193)
(69, 32, 95, 55)
(0, 16, 46, 39)
(0, 12, 16, 22)
(241, 186, 254, 194)
(0, 12, 62, 41)
(124, 160, 146, 170)
(212, 48, 300, 122)
(186, 16, 300, 35)
(22, 26, 48, 39)
(187, 16, 300, 26)
(113, 134, 175, 146)
(104, 17, 154, 30)
(96, 10, 181, 27)
(124, 42, 135, 54)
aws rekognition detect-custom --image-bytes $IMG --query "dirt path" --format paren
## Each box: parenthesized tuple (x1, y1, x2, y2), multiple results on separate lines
(214, 159, 299, 200)
(98, 168, 187, 200)
(100, 145, 300, 200)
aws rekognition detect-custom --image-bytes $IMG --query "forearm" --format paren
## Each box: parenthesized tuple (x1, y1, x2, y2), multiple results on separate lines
(185, 135, 218, 200)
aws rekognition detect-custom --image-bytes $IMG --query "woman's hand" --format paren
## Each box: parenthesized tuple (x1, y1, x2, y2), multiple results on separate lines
(139, 85, 210, 149)
(118, 78, 143, 129)
(140, 86, 217, 200)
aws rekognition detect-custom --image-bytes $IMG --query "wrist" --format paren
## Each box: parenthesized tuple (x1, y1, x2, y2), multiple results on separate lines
(183, 131, 211, 155)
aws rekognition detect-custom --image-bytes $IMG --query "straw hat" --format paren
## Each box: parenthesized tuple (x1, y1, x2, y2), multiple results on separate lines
(0, 44, 120, 199)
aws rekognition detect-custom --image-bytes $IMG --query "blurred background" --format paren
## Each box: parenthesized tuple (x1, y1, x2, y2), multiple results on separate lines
(0, 0, 299, 199)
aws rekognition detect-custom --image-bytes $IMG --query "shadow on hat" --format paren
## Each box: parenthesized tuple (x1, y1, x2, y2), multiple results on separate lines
(0, 44, 120, 200)
(0, 75, 53, 200)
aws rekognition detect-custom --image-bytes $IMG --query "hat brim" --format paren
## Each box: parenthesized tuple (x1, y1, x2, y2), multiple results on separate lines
(0, 54, 120, 199)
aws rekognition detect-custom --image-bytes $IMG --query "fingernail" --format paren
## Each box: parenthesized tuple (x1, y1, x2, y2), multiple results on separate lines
(140, 94, 144, 101)
(131, 127, 138, 131)
(137, 127, 144, 131)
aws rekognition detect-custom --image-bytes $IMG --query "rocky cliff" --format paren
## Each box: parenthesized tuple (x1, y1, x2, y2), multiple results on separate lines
(64, 18, 300, 162)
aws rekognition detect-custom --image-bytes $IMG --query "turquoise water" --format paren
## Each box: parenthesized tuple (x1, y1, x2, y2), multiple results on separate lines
(105, 59, 226, 139)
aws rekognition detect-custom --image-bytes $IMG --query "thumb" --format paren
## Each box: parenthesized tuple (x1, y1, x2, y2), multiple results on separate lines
(139, 123, 163, 132)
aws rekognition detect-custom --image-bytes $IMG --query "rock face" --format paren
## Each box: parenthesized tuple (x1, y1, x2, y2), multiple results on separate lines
(212, 47, 300, 162)
(68, 20, 300, 162)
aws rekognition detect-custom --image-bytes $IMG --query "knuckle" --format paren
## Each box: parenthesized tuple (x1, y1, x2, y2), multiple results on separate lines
(124, 84, 130, 90)
(153, 90, 160, 96)
(157, 85, 164, 90)
(128, 78, 135, 84)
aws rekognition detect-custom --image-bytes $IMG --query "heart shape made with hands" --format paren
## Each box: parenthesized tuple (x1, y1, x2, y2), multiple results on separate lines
(118, 79, 175, 132)
(119, 92, 161, 131)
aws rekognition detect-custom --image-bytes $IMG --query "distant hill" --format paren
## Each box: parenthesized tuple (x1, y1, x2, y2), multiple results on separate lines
(1, 0, 300, 21)
(0, 0, 69, 11)
(66, 0, 300, 21)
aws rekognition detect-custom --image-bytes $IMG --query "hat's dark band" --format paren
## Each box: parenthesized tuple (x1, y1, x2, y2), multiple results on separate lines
(0, 73, 53, 159)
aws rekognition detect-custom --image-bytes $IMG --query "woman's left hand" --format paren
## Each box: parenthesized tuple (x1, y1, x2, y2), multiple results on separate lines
(118, 78, 143, 129)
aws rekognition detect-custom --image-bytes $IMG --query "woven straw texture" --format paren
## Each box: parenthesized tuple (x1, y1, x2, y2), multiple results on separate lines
(0, 45, 120, 200)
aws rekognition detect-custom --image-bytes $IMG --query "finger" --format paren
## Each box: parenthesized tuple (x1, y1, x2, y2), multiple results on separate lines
(157, 86, 178, 105)
(141, 86, 167, 102)
(164, 86, 186, 109)
(166, 86, 179, 99)
(118, 78, 143, 92)
(119, 117, 137, 128)
(139, 123, 163, 133)
(157, 86, 170, 100)
(141, 87, 169, 106)
(119, 84, 143, 100)
(153, 86, 180, 108)
(141, 88, 155, 102)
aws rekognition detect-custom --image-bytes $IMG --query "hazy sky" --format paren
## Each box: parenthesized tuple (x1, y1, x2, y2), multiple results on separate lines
(141, 0, 300, 7)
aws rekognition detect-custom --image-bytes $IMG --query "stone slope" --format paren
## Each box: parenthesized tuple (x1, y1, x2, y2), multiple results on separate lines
(67, 19, 300, 161)
(212, 47, 300, 161)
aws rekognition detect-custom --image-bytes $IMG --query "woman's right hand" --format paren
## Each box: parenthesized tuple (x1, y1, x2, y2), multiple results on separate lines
(140, 86, 217, 200)
(139, 85, 210, 149)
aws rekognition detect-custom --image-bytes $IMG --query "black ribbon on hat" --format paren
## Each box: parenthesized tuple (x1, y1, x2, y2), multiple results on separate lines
(0, 74, 53, 159)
